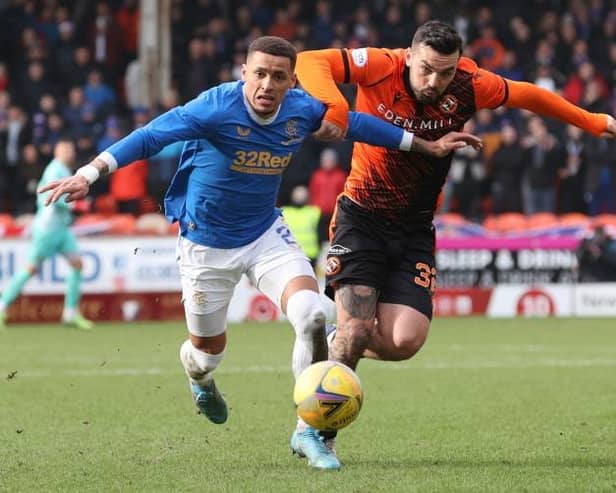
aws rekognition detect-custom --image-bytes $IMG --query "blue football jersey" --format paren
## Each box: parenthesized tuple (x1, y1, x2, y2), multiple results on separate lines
(106, 81, 406, 248)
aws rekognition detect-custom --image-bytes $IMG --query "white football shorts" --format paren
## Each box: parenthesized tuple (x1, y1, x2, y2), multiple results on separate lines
(176, 216, 315, 319)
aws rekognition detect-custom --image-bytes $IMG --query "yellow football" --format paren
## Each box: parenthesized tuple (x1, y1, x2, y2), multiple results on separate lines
(293, 361, 363, 432)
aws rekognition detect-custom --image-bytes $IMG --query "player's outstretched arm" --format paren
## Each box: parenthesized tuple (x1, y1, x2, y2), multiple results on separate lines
(341, 111, 483, 157)
(40, 91, 219, 205)
(505, 79, 615, 137)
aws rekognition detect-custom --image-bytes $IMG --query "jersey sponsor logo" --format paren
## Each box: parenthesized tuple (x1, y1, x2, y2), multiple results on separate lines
(325, 256, 342, 276)
(376, 103, 453, 131)
(328, 244, 351, 255)
(439, 94, 459, 114)
(236, 126, 251, 137)
(230, 150, 293, 175)
(351, 48, 368, 68)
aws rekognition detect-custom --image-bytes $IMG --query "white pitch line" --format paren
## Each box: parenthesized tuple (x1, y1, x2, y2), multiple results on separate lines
(9, 358, 616, 378)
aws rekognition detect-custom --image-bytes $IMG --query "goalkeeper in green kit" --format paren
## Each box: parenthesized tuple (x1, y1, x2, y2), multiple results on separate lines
(0, 138, 93, 330)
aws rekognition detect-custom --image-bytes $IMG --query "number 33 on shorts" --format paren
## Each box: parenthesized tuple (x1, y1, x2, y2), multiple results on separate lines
(413, 262, 437, 295)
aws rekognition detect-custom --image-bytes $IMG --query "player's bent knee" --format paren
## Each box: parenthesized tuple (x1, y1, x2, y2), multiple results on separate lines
(388, 327, 429, 361)
(286, 289, 326, 336)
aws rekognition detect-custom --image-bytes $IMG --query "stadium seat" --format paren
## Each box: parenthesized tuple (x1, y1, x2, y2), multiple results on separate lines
(527, 212, 558, 229)
(483, 213, 529, 234)
(437, 212, 466, 225)
(108, 213, 137, 235)
(14, 213, 35, 229)
(135, 213, 169, 235)
(482, 214, 500, 233)
(74, 213, 106, 226)
(138, 196, 161, 214)
(592, 213, 616, 228)
(0, 213, 14, 228)
(167, 221, 180, 235)
(94, 194, 118, 216)
(559, 212, 590, 228)
(497, 212, 529, 233)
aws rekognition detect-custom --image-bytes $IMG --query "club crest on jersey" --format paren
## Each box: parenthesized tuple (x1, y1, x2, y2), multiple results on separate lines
(236, 126, 251, 137)
(351, 48, 368, 68)
(325, 256, 342, 276)
(439, 95, 458, 114)
(286, 119, 298, 138)
(282, 119, 303, 145)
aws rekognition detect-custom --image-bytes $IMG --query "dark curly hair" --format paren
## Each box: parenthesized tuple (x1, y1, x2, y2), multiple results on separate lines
(412, 20, 463, 55)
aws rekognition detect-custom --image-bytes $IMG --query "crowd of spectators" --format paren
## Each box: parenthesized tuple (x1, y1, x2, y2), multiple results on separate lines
(1, 0, 616, 223)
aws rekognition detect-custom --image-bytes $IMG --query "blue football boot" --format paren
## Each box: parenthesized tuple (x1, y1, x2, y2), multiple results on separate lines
(190, 380, 228, 424)
(290, 426, 341, 470)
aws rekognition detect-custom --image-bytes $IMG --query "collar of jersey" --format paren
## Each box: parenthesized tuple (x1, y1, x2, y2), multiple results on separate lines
(242, 85, 281, 125)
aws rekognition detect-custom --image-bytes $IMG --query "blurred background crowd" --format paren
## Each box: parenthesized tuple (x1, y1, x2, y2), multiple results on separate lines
(1, 0, 616, 236)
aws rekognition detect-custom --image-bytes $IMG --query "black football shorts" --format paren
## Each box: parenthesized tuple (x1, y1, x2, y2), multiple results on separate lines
(325, 196, 436, 319)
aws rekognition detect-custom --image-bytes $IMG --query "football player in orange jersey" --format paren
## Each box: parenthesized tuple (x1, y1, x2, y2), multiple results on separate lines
(296, 20, 616, 461)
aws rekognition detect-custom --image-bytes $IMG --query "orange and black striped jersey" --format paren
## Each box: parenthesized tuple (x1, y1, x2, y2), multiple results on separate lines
(297, 48, 608, 221)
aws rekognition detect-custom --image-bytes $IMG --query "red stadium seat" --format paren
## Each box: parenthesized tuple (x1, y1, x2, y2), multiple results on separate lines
(138, 196, 161, 214)
(135, 213, 169, 235)
(0, 213, 15, 229)
(167, 221, 180, 235)
(527, 212, 558, 229)
(108, 214, 137, 235)
(74, 213, 106, 226)
(559, 212, 590, 228)
(94, 194, 118, 216)
(592, 213, 616, 228)
(437, 212, 466, 225)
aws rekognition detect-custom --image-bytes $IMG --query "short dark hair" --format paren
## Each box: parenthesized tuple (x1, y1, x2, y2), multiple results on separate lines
(412, 20, 463, 55)
(247, 36, 297, 70)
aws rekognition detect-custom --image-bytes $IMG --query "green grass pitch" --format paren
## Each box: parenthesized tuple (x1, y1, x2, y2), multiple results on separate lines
(1, 318, 615, 492)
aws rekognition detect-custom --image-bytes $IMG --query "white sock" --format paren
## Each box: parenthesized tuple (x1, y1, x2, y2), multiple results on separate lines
(179, 339, 225, 386)
(296, 417, 309, 432)
(62, 307, 76, 321)
(286, 290, 326, 378)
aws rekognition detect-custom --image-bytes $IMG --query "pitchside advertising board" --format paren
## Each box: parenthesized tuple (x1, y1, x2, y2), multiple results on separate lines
(1, 236, 615, 321)
(0, 237, 285, 323)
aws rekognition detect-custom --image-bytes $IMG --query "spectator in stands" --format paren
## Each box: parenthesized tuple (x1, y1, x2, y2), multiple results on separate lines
(490, 124, 524, 213)
(282, 185, 321, 268)
(70, 46, 97, 87)
(0, 105, 31, 213)
(380, 3, 407, 48)
(115, 0, 139, 67)
(53, 21, 78, 87)
(308, 148, 346, 246)
(83, 68, 116, 114)
(88, 1, 124, 80)
(20, 143, 42, 214)
(558, 125, 586, 213)
(310, 1, 335, 48)
(16, 61, 53, 114)
(563, 61, 609, 106)
(577, 226, 616, 281)
(469, 25, 506, 71)
(449, 119, 486, 219)
(522, 116, 564, 214)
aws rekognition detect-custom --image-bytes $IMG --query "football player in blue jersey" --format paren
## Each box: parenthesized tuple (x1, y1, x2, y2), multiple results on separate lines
(40, 36, 481, 470)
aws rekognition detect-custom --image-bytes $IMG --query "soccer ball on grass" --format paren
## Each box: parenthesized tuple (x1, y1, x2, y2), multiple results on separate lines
(293, 361, 363, 432)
